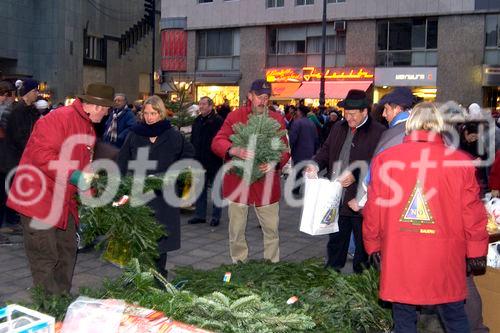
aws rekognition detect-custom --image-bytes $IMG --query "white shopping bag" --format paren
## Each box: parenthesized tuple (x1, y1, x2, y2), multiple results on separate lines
(487, 241, 500, 268)
(300, 178, 342, 235)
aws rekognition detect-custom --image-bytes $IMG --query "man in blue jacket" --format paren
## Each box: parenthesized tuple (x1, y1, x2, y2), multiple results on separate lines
(103, 93, 136, 148)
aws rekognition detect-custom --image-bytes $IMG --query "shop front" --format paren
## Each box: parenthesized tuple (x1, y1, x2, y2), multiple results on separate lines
(196, 84, 240, 107)
(483, 66, 500, 117)
(161, 72, 241, 108)
(266, 67, 374, 107)
(374, 67, 437, 103)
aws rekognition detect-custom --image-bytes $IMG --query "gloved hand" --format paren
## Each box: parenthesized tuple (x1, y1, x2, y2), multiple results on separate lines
(369, 251, 381, 272)
(466, 256, 487, 276)
(69, 170, 98, 191)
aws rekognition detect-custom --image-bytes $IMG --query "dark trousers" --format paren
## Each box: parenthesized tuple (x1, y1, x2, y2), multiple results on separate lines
(0, 172, 19, 227)
(465, 275, 490, 332)
(393, 301, 470, 333)
(325, 215, 368, 273)
(21, 214, 77, 295)
(194, 176, 221, 221)
(292, 166, 304, 195)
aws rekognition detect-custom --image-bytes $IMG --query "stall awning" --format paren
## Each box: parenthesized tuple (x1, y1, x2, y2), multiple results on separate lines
(271, 83, 301, 100)
(291, 81, 373, 99)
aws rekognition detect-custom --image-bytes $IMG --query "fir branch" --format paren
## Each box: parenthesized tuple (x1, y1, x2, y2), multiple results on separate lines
(229, 113, 288, 183)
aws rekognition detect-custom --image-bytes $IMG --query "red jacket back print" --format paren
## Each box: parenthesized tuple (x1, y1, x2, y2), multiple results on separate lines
(363, 130, 488, 305)
(211, 106, 290, 207)
(7, 99, 95, 230)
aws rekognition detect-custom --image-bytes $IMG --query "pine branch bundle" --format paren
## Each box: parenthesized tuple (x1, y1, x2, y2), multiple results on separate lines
(229, 113, 288, 183)
(79, 170, 201, 267)
(79, 175, 168, 267)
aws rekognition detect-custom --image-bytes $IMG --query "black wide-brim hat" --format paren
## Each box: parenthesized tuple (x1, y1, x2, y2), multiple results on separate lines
(338, 89, 370, 110)
(77, 83, 115, 107)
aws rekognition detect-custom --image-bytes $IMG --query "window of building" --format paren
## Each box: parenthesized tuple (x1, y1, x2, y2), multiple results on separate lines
(197, 29, 240, 71)
(296, 0, 314, 5)
(327, 0, 345, 3)
(84, 32, 106, 66)
(268, 24, 346, 67)
(377, 18, 438, 67)
(198, 0, 213, 3)
(267, 0, 284, 8)
(485, 14, 500, 65)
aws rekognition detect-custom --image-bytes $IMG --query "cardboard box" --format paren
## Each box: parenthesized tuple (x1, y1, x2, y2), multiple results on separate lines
(475, 267, 500, 332)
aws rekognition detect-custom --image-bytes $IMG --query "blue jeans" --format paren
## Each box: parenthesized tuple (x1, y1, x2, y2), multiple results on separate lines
(393, 301, 470, 333)
(195, 176, 221, 221)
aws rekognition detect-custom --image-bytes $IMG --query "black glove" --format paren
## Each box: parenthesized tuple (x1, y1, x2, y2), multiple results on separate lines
(466, 257, 487, 276)
(369, 252, 381, 272)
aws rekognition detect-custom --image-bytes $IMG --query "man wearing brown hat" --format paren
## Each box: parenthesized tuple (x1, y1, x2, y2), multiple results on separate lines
(7, 83, 115, 295)
(305, 89, 385, 273)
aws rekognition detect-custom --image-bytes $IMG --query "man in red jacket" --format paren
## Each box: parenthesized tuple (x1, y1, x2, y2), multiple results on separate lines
(7, 83, 115, 295)
(211, 79, 290, 263)
(363, 103, 488, 332)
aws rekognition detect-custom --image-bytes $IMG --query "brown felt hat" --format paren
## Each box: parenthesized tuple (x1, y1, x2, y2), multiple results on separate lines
(77, 83, 115, 107)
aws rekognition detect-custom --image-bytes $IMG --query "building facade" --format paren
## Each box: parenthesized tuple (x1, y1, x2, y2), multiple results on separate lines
(0, 0, 161, 103)
(160, 0, 500, 110)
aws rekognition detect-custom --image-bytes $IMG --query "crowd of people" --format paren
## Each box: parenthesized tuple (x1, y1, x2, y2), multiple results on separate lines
(0, 76, 498, 332)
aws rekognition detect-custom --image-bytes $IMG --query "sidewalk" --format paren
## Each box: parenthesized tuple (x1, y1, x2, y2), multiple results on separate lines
(0, 199, 330, 305)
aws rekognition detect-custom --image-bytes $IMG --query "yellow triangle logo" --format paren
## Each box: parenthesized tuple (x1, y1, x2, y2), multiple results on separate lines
(400, 181, 434, 226)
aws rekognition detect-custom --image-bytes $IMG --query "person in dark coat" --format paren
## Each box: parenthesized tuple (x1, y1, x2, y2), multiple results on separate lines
(305, 89, 385, 273)
(288, 106, 318, 195)
(2, 79, 40, 234)
(320, 109, 341, 145)
(217, 99, 231, 120)
(118, 95, 195, 276)
(103, 93, 137, 148)
(188, 96, 224, 226)
(0, 80, 16, 241)
(4, 79, 40, 173)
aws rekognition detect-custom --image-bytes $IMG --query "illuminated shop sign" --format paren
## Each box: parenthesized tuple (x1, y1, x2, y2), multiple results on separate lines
(375, 67, 437, 86)
(266, 67, 374, 83)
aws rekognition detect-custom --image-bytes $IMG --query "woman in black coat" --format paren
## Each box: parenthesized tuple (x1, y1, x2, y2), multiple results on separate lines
(117, 95, 195, 275)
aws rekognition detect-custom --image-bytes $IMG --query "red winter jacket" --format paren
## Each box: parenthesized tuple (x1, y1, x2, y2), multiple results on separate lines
(363, 130, 488, 305)
(211, 106, 290, 206)
(7, 99, 95, 229)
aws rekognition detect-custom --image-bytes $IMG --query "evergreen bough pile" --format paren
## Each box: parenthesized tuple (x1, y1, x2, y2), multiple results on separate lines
(29, 259, 392, 332)
(229, 112, 288, 183)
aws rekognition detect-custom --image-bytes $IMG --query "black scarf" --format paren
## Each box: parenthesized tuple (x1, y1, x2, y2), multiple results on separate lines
(131, 120, 172, 138)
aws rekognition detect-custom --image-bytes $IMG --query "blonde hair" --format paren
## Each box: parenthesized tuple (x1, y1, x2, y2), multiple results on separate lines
(142, 95, 168, 121)
(405, 102, 444, 134)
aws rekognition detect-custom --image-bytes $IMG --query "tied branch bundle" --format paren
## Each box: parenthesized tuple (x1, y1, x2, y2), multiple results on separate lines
(78, 171, 196, 267)
(229, 113, 288, 183)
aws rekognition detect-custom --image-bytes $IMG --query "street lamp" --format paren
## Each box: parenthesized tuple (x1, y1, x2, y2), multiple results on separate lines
(144, 0, 156, 95)
(319, 0, 327, 112)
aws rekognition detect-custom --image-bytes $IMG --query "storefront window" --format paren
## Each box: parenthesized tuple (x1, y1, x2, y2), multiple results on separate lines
(196, 86, 239, 107)
(377, 18, 438, 67)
